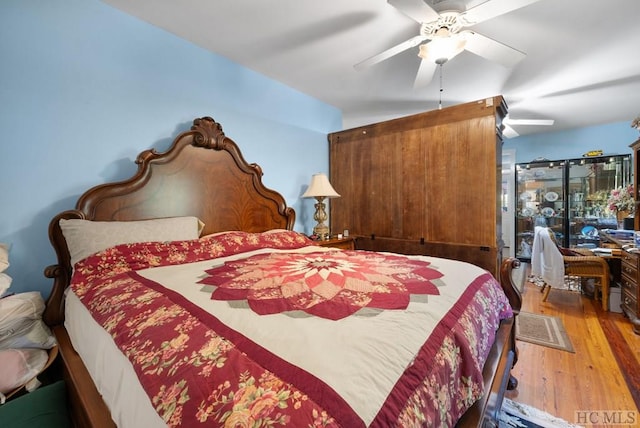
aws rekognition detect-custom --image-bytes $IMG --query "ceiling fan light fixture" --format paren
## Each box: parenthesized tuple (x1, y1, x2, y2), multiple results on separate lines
(418, 33, 467, 63)
(361, 0, 541, 87)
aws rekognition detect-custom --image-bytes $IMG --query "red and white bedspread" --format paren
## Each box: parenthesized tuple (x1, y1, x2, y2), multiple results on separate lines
(68, 231, 512, 427)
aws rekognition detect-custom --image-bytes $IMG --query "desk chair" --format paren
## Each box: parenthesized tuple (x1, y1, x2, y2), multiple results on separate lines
(546, 228, 610, 311)
(530, 227, 564, 301)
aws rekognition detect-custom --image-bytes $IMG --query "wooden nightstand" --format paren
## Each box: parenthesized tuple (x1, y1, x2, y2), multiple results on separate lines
(314, 236, 355, 250)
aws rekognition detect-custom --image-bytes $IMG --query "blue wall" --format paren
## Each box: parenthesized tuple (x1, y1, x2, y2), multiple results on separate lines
(504, 122, 639, 163)
(0, 0, 341, 297)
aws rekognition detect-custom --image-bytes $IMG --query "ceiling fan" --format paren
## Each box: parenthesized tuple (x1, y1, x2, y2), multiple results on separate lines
(502, 115, 555, 138)
(355, 0, 542, 88)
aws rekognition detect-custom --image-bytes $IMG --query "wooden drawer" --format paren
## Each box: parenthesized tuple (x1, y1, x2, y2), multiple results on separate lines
(621, 272, 639, 296)
(621, 252, 638, 277)
(622, 286, 637, 314)
(622, 271, 635, 288)
(622, 250, 638, 266)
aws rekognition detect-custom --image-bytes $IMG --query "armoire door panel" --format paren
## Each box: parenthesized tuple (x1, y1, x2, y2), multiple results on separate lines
(329, 97, 506, 276)
(401, 131, 427, 240)
(423, 117, 498, 245)
(366, 133, 403, 238)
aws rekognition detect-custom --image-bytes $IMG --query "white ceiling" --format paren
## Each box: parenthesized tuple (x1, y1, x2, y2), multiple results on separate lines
(102, 0, 640, 137)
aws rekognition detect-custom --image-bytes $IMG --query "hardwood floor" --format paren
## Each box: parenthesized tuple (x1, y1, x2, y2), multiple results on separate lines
(505, 272, 640, 427)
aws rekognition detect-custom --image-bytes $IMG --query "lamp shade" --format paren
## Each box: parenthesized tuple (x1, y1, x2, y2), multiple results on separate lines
(302, 173, 340, 198)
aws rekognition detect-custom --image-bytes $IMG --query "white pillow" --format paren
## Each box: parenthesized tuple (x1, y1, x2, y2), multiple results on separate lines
(0, 348, 48, 395)
(0, 243, 9, 273)
(0, 318, 56, 350)
(59, 217, 202, 267)
(0, 292, 46, 323)
(0, 274, 11, 298)
(0, 293, 55, 351)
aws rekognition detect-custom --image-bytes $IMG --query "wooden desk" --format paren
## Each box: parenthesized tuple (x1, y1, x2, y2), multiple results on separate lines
(599, 232, 634, 250)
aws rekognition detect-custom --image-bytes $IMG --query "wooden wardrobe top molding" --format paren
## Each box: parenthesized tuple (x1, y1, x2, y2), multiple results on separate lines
(328, 96, 507, 142)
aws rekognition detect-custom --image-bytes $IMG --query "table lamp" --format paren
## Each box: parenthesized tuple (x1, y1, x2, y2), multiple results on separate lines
(302, 173, 340, 239)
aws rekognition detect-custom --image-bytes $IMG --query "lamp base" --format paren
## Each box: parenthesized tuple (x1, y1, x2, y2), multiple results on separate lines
(313, 223, 330, 240)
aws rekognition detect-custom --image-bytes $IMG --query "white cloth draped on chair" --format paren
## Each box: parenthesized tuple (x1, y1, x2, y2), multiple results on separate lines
(530, 226, 565, 288)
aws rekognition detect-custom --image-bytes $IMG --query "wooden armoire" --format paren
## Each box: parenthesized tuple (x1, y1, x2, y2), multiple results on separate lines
(328, 96, 507, 277)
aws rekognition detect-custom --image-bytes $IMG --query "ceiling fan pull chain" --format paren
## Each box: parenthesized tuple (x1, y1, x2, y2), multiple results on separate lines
(438, 63, 442, 109)
(437, 58, 446, 110)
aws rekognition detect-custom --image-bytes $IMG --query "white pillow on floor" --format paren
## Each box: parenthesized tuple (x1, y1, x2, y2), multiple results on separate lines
(0, 243, 9, 273)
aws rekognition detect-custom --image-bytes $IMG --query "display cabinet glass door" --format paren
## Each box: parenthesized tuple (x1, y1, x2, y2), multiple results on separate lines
(515, 161, 565, 260)
(515, 155, 632, 261)
(567, 156, 631, 248)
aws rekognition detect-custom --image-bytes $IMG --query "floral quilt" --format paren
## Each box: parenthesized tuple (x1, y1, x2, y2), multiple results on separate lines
(199, 250, 442, 320)
(70, 230, 513, 427)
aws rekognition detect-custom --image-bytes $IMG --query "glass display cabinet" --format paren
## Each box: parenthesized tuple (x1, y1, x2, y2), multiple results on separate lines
(515, 154, 632, 261)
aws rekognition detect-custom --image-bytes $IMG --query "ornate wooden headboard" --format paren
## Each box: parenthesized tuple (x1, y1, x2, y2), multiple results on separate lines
(44, 116, 295, 325)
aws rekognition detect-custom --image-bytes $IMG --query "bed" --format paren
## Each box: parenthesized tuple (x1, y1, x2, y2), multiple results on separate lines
(43, 116, 522, 427)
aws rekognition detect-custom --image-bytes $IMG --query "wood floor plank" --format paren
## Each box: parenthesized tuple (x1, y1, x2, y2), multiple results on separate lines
(504, 278, 640, 426)
(595, 303, 640, 410)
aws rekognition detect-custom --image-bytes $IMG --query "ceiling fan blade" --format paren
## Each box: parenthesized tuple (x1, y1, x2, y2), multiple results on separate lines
(506, 118, 554, 126)
(462, 31, 525, 68)
(502, 123, 520, 139)
(413, 59, 438, 88)
(354, 35, 427, 70)
(388, 0, 440, 23)
(461, 0, 542, 25)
